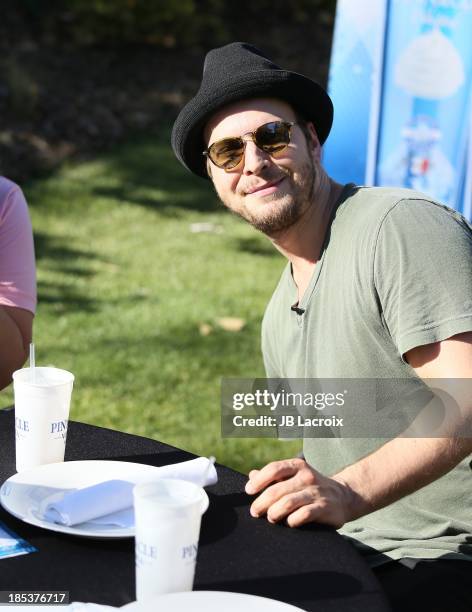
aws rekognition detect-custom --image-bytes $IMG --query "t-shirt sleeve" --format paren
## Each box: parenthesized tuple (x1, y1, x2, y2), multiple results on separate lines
(373, 198, 472, 360)
(0, 182, 37, 314)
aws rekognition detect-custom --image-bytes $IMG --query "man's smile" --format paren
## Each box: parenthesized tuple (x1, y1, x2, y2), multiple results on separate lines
(244, 176, 286, 197)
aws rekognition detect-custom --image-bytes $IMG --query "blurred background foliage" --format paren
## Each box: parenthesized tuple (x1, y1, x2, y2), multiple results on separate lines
(4, 0, 336, 48)
(0, 0, 336, 182)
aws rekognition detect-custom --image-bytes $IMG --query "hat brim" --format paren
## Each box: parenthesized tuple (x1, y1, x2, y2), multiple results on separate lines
(171, 69, 333, 178)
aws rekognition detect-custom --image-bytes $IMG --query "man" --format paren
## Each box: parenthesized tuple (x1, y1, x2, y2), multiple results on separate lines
(172, 42, 472, 610)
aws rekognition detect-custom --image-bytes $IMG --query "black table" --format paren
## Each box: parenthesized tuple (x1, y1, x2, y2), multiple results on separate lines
(0, 409, 390, 611)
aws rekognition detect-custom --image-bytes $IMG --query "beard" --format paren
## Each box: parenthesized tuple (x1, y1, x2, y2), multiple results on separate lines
(217, 157, 317, 236)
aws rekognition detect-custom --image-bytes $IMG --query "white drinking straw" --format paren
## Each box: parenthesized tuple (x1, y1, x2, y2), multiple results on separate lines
(29, 342, 35, 383)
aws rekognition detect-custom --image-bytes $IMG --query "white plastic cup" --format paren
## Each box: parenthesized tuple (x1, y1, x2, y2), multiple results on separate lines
(13, 366, 74, 472)
(133, 478, 208, 601)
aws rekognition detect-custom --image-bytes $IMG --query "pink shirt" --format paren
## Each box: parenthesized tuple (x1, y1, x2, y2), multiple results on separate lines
(0, 177, 37, 314)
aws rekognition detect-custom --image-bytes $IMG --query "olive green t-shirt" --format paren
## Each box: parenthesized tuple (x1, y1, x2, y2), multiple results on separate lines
(261, 184, 472, 567)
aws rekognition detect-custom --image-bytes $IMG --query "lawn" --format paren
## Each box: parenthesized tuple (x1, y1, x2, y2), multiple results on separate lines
(1, 129, 301, 474)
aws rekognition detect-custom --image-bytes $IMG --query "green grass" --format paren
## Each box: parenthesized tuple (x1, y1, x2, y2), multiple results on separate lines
(1, 129, 301, 473)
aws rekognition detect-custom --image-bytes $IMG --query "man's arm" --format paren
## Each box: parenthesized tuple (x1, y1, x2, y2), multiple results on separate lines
(245, 332, 472, 528)
(0, 306, 33, 391)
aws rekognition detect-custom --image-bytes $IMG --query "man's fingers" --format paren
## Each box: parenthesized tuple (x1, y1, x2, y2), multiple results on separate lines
(286, 504, 320, 528)
(266, 490, 313, 523)
(286, 501, 344, 529)
(249, 479, 298, 517)
(245, 458, 305, 494)
(246, 460, 348, 529)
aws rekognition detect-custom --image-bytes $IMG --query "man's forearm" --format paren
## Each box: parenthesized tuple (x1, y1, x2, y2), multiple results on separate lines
(333, 436, 472, 522)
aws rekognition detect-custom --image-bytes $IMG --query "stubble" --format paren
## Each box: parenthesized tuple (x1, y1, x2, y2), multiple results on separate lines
(216, 157, 317, 236)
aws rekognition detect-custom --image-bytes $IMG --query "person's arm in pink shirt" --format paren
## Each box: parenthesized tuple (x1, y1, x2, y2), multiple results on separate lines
(0, 306, 33, 389)
(0, 178, 36, 390)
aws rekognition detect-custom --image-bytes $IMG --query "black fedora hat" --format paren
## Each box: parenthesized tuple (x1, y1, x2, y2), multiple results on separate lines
(171, 42, 333, 178)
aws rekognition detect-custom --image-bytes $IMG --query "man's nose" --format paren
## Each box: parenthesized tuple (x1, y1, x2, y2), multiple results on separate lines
(242, 141, 270, 175)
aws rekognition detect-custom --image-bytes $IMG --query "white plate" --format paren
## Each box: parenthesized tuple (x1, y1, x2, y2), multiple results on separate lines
(122, 591, 306, 612)
(0, 460, 209, 539)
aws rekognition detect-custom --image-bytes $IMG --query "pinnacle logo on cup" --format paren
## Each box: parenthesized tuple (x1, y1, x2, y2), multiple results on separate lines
(135, 541, 158, 565)
(15, 417, 30, 440)
(13, 366, 74, 473)
(135, 540, 198, 565)
(182, 543, 198, 561)
(50, 420, 68, 439)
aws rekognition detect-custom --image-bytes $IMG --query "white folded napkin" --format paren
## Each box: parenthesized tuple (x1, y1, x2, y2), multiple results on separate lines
(39, 457, 217, 527)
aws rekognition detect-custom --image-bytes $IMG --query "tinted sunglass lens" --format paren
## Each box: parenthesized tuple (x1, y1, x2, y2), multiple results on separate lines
(209, 138, 244, 169)
(256, 122, 291, 152)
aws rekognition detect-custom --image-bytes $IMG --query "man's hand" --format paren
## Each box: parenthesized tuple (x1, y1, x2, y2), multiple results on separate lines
(245, 458, 356, 528)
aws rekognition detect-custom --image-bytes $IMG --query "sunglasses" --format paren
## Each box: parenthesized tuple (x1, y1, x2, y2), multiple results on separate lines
(203, 121, 296, 171)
